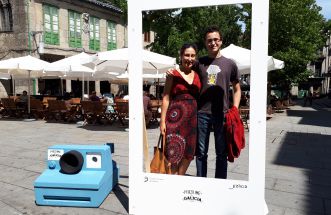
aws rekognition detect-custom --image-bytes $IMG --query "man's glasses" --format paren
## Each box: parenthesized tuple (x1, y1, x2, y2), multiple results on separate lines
(207, 38, 221, 44)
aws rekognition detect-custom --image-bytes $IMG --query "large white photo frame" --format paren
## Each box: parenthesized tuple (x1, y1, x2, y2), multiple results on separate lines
(128, 0, 269, 214)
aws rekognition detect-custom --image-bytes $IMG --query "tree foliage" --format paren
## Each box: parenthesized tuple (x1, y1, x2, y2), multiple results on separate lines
(240, 0, 325, 85)
(143, 6, 242, 63)
(103, 0, 327, 86)
(323, 20, 331, 36)
(101, 0, 127, 24)
(268, 0, 324, 85)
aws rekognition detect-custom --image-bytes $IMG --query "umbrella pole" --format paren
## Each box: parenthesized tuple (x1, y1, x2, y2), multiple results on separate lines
(82, 71, 85, 100)
(11, 75, 15, 96)
(60, 78, 63, 96)
(23, 70, 35, 121)
(157, 78, 160, 99)
(87, 75, 89, 96)
(28, 70, 31, 115)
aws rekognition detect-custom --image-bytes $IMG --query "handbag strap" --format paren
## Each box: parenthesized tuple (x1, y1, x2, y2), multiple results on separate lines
(157, 134, 162, 148)
(162, 134, 166, 153)
(158, 134, 166, 153)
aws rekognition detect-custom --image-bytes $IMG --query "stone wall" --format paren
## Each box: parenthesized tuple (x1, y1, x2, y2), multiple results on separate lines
(32, 0, 126, 55)
(0, 0, 126, 97)
(0, 0, 28, 59)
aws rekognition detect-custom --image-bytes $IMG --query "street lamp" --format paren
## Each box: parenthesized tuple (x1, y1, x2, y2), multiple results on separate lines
(325, 30, 330, 97)
(31, 31, 44, 54)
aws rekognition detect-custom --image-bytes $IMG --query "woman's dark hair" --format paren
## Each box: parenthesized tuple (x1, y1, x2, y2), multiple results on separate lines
(179, 43, 198, 64)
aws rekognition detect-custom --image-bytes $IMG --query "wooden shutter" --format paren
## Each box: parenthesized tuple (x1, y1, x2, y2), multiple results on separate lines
(43, 5, 59, 45)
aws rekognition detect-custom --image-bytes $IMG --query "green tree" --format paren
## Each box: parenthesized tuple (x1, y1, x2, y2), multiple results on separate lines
(239, 1, 325, 85)
(323, 19, 331, 36)
(263, 0, 324, 85)
(101, 0, 127, 24)
(143, 6, 242, 62)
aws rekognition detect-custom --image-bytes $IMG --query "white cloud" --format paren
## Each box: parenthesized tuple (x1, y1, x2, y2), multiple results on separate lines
(316, 0, 331, 20)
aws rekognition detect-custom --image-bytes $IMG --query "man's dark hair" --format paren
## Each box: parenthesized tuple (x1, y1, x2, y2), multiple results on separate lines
(204, 26, 222, 41)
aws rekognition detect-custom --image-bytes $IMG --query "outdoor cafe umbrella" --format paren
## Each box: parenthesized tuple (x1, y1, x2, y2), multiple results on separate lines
(116, 72, 166, 97)
(116, 71, 165, 80)
(83, 48, 175, 100)
(0, 55, 53, 115)
(83, 48, 176, 76)
(45, 52, 94, 99)
(221, 44, 285, 75)
(0, 73, 10, 80)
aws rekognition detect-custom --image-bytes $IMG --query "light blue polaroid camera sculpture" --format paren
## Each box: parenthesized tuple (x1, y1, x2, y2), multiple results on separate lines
(34, 143, 119, 207)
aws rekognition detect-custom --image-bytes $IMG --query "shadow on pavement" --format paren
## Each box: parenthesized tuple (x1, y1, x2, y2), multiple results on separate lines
(273, 131, 331, 214)
(0, 117, 34, 122)
(78, 124, 129, 132)
(286, 109, 331, 127)
(113, 184, 129, 213)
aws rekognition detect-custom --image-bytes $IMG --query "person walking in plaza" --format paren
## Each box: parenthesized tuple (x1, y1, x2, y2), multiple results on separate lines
(160, 43, 201, 175)
(195, 26, 241, 179)
(143, 90, 152, 127)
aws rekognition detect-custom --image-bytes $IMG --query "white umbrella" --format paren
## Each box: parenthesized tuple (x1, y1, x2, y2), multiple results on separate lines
(221, 44, 285, 75)
(115, 71, 166, 86)
(0, 73, 10, 80)
(84, 48, 176, 76)
(45, 52, 93, 77)
(0, 55, 53, 115)
(0, 56, 58, 78)
(45, 52, 95, 98)
(116, 71, 165, 79)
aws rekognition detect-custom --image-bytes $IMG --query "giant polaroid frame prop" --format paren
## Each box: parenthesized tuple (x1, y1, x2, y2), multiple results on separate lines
(128, 0, 269, 214)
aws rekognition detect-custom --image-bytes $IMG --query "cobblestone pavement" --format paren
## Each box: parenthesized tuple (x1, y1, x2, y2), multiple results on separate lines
(0, 97, 330, 214)
(265, 97, 331, 215)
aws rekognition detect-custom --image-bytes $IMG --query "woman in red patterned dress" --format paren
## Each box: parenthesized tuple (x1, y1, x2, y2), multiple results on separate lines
(160, 43, 201, 175)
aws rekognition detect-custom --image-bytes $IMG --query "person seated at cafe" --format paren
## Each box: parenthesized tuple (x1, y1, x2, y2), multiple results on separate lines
(17, 90, 28, 103)
(16, 90, 28, 109)
(114, 93, 121, 101)
(240, 91, 248, 107)
(149, 94, 156, 100)
(63, 92, 72, 109)
(89, 91, 100, 101)
(68, 91, 75, 98)
(143, 91, 152, 126)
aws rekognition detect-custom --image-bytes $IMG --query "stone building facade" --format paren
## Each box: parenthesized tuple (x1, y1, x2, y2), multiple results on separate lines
(0, 0, 127, 98)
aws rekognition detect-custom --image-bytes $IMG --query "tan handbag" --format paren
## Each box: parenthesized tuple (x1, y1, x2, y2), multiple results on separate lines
(150, 134, 170, 174)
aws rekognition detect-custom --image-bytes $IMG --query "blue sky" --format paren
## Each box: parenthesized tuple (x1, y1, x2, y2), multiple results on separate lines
(238, 1, 330, 32)
(316, 0, 331, 20)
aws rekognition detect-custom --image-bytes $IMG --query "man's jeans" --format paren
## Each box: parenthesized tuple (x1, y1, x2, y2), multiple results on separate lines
(195, 112, 227, 179)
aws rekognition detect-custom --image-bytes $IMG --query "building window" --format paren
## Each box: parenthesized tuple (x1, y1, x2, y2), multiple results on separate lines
(0, 1, 13, 32)
(144, 31, 151, 42)
(68, 10, 82, 48)
(107, 21, 116, 50)
(89, 16, 100, 51)
(43, 4, 59, 45)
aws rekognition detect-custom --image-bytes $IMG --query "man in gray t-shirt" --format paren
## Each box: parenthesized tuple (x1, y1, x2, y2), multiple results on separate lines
(198, 55, 239, 115)
(195, 26, 241, 179)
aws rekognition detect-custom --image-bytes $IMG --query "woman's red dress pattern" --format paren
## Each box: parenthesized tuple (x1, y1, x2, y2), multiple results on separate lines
(165, 69, 201, 165)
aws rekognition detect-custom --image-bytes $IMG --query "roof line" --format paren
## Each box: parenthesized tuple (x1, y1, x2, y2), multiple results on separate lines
(82, 0, 123, 13)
